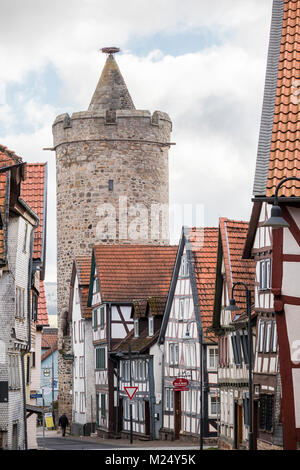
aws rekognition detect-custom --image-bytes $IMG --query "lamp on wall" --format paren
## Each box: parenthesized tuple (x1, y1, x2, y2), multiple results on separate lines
(263, 177, 300, 229)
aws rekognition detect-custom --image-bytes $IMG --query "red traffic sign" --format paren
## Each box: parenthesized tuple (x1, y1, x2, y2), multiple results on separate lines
(173, 378, 189, 389)
(124, 386, 138, 400)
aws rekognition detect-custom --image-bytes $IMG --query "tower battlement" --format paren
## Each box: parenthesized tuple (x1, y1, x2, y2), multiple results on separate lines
(52, 109, 172, 149)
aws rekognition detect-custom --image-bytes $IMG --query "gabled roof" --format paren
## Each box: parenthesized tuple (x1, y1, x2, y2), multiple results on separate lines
(212, 219, 255, 330)
(37, 280, 49, 327)
(189, 227, 219, 342)
(114, 328, 159, 355)
(20, 163, 47, 266)
(253, 0, 300, 197)
(70, 256, 92, 319)
(89, 244, 177, 304)
(159, 227, 219, 344)
(88, 53, 135, 113)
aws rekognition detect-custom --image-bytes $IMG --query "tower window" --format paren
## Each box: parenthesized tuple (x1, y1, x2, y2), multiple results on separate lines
(108, 180, 114, 191)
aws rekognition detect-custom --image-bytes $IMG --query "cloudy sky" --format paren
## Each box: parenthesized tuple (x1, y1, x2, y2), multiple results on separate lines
(0, 0, 273, 282)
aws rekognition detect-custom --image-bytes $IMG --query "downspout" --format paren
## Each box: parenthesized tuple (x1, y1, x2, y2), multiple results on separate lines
(158, 343, 165, 436)
(148, 356, 155, 440)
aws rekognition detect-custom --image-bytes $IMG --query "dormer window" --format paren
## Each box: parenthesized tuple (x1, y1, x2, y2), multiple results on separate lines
(134, 319, 139, 338)
(148, 317, 154, 336)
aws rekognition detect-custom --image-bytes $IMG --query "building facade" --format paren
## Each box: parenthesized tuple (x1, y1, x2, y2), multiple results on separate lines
(212, 218, 255, 450)
(52, 49, 173, 418)
(245, 0, 300, 450)
(159, 227, 219, 443)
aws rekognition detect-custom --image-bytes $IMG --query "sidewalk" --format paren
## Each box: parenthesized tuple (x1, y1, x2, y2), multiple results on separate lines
(36, 428, 212, 449)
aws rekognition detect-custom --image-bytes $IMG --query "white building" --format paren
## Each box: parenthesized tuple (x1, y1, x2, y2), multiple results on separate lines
(69, 257, 96, 435)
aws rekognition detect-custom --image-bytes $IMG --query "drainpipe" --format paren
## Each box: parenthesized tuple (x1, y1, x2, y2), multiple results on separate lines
(158, 343, 165, 437)
(148, 356, 155, 440)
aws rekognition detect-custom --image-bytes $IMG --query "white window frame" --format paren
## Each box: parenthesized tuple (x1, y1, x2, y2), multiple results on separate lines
(208, 347, 218, 370)
(258, 320, 265, 353)
(169, 343, 179, 365)
(134, 319, 139, 338)
(265, 321, 272, 353)
(80, 392, 85, 413)
(272, 321, 277, 353)
(165, 387, 174, 411)
(148, 316, 154, 336)
(180, 254, 189, 277)
(79, 356, 84, 378)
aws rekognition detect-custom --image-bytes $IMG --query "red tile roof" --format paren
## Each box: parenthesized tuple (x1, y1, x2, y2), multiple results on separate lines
(219, 218, 255, 319)
(74, 256, 92, 318)
(20, 163, 47, 260)
(188, 227, 219, 343)
(37, 280, 49, 327)
(93, 244, 177, 303)
(266, 0, 300, 197)
(42, 328, 58, 349)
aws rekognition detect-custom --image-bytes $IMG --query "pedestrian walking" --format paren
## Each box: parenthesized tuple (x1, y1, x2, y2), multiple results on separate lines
(58, 413, 69, 437)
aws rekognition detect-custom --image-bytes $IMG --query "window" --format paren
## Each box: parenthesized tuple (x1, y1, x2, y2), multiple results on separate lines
(75, 392, 78, 412)
(122, 361, 131, 381)
(31, 292, 38, 321)
(240, 331, 249, 365)
(259, 259, 271, 290)
(93, 308, 98, 330)
(169, 343, 179, 365)
(23, 223, 28, 252)
(31, 352, 35, 368)
(108, 180, 114, 191)
(75, 288, 80, 304)
(208, 347, 218, 369)
(231, 333, 242, 365)
(73, 321, 77, 343)
(80, 392, 85, 413)
(16, 287, 25, 318)
(180, 254, 189, 277)
(74, 357, 77, 378)
(259, 394, 274, 431)
(148, 317, 154, 336)
(134, 360, 147, 381)
(79, 356, 84, 378)
(95, 347, 105, 370)
(165, 388, 174, 411)
(134, 320, 139, 338)
(179, 298, 184, 321)
(93, 277, 100, 294)
(272, 321, 277, 353)
(8, 355, 20, 389)
(26, 355, 30, 384)
(100, 306, 105, 329)
(209, 394, 220, 417)
(178, 297, 190, 321)
(265, 321, 272, 353)
(185, 342, 196, 368)
(258, 321, 265, 353)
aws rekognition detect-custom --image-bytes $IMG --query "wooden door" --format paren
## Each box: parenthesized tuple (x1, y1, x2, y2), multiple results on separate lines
(174, 391, 181, 439)
(12, 423, 18, 450)
(145, 401, 150, 436)
(234, 401, 238, 449)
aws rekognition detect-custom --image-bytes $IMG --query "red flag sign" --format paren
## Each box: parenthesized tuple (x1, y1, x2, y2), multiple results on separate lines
(124, 386, 138, 400)
(173, 378, 189, 391)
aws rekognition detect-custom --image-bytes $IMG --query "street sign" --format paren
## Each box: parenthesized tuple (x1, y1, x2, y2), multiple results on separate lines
(173, 378, 189, 390)
(30, 393, 42, 399)
(124, 386, 138, 400)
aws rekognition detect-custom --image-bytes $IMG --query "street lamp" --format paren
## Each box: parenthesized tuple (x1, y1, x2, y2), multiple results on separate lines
(225, 282, 253, 450)
(183, 319, 204, 451)
(263, 177, 300, 228)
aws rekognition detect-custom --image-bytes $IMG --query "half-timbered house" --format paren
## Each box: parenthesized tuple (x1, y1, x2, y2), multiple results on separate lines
(69, 256, 95, 436)
(112, 295, 169, 440)
(87, 244, 177, 439)
(243, 0, 300, 450)
(212, 218, 255, 450)
(158, 227, 219, 443)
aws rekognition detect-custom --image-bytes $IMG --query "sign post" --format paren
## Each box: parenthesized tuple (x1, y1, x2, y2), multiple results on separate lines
(173, 378, 189, 392)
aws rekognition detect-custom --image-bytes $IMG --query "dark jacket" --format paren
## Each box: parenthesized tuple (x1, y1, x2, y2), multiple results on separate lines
(59, 414, 69, 428)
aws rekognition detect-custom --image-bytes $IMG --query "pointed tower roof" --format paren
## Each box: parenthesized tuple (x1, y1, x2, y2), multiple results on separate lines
(88, 49, 135, 112)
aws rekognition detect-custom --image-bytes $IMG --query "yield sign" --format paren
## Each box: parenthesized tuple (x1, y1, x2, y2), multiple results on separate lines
(124, 386, 138, 400)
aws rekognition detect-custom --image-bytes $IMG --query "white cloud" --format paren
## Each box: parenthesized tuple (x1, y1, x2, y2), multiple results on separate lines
(0, 0, 274, 281)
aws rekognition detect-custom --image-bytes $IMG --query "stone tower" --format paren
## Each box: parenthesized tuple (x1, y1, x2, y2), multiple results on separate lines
(52, 49, 172, 418)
